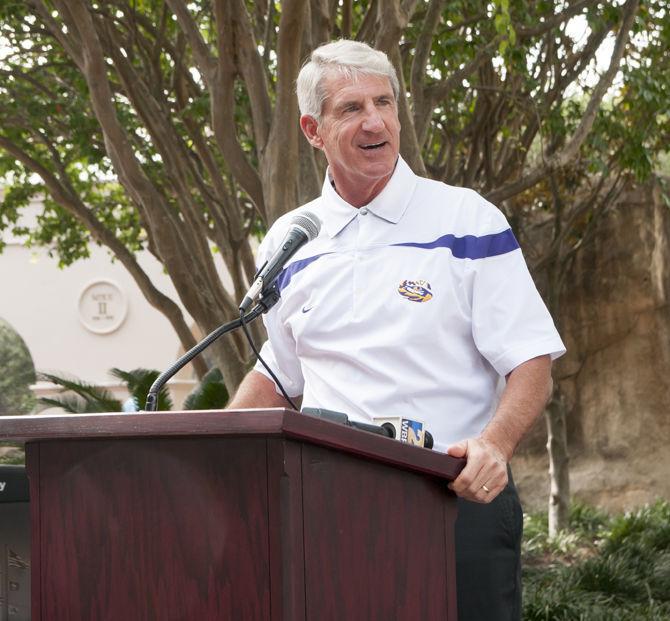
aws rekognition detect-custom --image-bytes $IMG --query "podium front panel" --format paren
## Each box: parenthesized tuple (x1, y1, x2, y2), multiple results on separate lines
(30, 438, 271, 620)
(300, 443, 457, 621)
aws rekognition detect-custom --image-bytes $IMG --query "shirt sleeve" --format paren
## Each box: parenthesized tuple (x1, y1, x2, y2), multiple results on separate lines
(469, 205, 566, 377)
(251, 227, 305, 397)
(254, 319, 305, 397)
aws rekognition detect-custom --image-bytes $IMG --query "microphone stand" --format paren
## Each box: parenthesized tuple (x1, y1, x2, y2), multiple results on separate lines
(144, 286, 280, 412)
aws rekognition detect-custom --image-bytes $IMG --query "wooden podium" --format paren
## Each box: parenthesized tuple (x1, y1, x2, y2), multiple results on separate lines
(2, 409, 465, 620)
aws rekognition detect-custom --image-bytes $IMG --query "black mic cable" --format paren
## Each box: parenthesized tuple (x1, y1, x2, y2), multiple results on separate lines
(144, 303, 268, 411)
(236, 211, 321, 410)
(239, 302, 299, 411)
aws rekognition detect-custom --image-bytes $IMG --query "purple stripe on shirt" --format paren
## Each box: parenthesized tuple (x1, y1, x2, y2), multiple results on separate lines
(275, 253, 332, 292)
(273, 229, 518, 293)
(391, 229, 519, 259)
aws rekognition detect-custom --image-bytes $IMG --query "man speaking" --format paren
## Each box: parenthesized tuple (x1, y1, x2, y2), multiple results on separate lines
(229, 40, 565, 620)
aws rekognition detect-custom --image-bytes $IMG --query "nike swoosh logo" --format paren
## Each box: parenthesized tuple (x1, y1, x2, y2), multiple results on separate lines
(302, 306, 313, 313)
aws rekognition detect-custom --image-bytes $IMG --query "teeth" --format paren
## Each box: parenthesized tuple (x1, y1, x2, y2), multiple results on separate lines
(361, 142, 385, 149)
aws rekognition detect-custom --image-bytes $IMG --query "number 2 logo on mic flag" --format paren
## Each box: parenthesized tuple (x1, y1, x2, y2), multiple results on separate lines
(400, 418, 425, 446)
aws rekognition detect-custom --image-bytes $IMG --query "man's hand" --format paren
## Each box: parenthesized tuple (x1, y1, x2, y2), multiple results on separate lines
(446, 355, 553, 503)
(446, 438, 508, 503)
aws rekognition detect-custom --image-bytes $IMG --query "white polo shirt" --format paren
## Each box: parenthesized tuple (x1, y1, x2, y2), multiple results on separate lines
(254, 157, 565, 451)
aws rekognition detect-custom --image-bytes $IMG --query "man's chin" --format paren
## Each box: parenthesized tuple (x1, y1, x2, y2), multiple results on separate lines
(358, 160, 395, 180)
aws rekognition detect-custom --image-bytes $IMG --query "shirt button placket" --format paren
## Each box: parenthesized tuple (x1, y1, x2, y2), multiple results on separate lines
(353, 208, 370, 318)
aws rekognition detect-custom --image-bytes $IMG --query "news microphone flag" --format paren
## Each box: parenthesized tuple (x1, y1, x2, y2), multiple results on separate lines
(373, 416, 432, 448)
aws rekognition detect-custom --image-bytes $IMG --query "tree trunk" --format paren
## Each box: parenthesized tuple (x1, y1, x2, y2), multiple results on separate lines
(545, 387, 570, 535)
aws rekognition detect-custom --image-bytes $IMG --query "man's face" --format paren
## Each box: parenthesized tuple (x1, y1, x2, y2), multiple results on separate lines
(301, 72, 401, 201)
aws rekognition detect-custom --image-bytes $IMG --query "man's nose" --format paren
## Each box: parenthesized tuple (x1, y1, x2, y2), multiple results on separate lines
(361, 105, 384, 131)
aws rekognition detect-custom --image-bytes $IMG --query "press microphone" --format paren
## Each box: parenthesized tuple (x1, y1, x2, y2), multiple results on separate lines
(373, 416, 434, 449)
(303, 408, 433, 449)
(302, 408, 393, 438)
(239, 211, 321, 313)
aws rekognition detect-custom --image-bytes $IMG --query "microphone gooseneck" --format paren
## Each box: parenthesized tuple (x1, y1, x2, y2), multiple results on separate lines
(145, 211, 321, 413)
(144, 301, 272, 412)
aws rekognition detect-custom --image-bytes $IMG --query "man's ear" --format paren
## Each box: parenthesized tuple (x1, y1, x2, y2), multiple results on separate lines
(300, 115, 323, 149)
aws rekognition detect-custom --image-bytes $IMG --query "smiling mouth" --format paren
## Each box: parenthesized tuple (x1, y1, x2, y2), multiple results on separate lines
(360, 141, 387, 150)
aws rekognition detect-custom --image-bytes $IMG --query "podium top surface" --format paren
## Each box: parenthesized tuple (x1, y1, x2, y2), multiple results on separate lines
(0, 409, 464, 481)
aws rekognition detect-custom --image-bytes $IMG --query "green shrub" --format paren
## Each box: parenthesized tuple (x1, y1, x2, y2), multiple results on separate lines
(0, 442, 25, 465)
(523, 501, 670, 620)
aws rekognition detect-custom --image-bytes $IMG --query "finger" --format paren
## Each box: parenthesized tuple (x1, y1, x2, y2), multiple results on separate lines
(455, 453, 506, 500)
(471, 466, 508, 503)
(446, 440, 468, 458)
(449, 457, 486, 496)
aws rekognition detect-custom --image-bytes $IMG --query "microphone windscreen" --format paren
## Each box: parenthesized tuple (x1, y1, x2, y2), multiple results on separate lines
(291, 211, 321, 240)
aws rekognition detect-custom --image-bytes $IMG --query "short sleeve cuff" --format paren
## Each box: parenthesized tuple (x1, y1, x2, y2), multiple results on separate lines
(253, 340, 305, 397)
(490, 337, 566, 377)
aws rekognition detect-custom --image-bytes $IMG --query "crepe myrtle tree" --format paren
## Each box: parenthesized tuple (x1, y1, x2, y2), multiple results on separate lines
(1, 0, 668, 530)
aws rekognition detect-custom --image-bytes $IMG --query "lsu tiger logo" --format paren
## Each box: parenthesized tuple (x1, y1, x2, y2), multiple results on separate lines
(398, 280, 433, 303)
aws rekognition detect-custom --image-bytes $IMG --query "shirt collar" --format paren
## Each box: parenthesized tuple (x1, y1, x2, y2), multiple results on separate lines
(319, 156, 418, 238)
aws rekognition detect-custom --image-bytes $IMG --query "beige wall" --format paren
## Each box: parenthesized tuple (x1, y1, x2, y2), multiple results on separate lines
(0, 200, 235, 410)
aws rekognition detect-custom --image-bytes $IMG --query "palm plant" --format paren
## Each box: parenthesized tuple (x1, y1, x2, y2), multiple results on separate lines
(183, 367, 229, 410)
(110, 368, 173, 412)
(38, 372, 123, 413)
(38, 366, 227, 413)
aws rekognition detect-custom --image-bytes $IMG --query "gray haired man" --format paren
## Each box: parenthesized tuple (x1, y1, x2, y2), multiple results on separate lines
(230, 39, 565, 620)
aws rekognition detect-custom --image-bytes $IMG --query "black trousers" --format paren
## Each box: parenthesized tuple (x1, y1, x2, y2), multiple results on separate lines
(454, 470, 523, 621)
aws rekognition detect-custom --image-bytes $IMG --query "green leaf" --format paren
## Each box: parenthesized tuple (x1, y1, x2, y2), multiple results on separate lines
(110, 367, 173, 412)
(183, 367, 229, 411)
(38, 372, 121, 413)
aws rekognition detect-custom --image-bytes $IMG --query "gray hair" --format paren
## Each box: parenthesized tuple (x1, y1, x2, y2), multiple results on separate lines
(296, 40, 400, 121)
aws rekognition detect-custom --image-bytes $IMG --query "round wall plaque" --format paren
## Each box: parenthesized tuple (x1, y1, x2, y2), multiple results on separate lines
(78, 279, 128, 334)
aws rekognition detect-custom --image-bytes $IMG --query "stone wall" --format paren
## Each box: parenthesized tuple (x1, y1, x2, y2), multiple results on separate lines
(513, 180, 670, 512)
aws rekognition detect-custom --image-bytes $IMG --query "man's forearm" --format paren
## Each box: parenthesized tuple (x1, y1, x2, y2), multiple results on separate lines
(481, 354, 553, 460)
(227, 369, 301, 409)
(448, 354, 553, 502)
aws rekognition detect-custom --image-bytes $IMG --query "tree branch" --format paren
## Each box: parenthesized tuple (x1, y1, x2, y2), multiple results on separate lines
(410, 0, 445, 147)
(375, 0, 425, 174)
(261, 0, 308, 223)
(166, 0, 267, 220)
(516, 0, 600, 38)
(0, 133, 208, 378)
(215, 0, 272, 153)
(486, 0, 639, 205)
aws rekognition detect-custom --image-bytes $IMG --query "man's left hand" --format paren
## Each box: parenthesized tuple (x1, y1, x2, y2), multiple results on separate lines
(446, 438, 508, 503)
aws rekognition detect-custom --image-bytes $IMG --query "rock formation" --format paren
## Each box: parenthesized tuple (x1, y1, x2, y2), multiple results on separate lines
(514, 179, 670, 512)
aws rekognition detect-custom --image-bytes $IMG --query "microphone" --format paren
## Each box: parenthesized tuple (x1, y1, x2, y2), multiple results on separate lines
(302, 407, 394, 438)
(373, 416, 434, 449)
(303, 408, 433, 449)
(239, 211, 321, 313)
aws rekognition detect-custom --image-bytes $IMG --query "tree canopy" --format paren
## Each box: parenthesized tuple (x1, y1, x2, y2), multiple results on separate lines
(0, 0, 668, 392)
